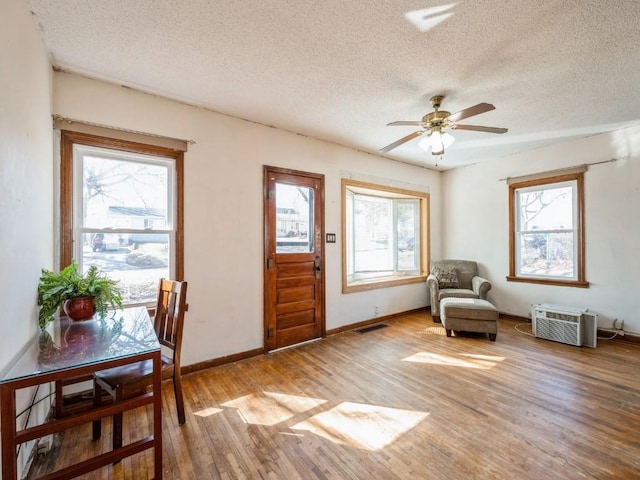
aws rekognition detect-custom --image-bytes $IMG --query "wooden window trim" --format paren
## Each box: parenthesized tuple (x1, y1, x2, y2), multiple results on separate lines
(507, 172, 588, 288)
(341, 179, 430, 293)
(60, 130, 184, 281)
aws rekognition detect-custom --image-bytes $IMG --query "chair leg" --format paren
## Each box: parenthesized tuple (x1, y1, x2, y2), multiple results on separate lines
(112, 411, 123, 454)
(445, 329, 452, 337)
(54, 380, 64, 419)
(113, 387, 123, 456)
(173, 374, 186, 425)
(92, 382, 102, 440)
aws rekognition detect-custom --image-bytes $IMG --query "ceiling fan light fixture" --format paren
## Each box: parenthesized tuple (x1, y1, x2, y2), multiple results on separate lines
(429, 130, 443, 149)
(419, 129, 455, 155)
(442, 131, 455, 148)
(417, 134, 431, 152)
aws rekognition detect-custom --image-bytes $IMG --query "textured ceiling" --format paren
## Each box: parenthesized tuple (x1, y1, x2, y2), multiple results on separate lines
(26, 0, 640, 170)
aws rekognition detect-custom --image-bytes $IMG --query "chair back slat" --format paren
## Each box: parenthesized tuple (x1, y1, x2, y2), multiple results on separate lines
(154, 279, 188, 361)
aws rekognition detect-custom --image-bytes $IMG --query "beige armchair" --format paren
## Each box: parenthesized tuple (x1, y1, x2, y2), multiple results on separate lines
(426, 260, 492, 320)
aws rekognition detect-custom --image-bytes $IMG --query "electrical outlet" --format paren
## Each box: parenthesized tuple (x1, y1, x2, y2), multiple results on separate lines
(374, 306, 379, 316)
(612, 318, 625, 336)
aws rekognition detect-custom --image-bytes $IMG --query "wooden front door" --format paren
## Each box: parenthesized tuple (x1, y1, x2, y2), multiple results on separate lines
(264, 166, 325, 352)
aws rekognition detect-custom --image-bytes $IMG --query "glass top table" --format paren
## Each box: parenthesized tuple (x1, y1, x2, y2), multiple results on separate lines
(0, 307, 163, 479)
(1, 306, 159, 384)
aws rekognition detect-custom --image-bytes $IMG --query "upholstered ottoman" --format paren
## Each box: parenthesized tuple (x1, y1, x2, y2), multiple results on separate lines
(440, 298, 498, 341)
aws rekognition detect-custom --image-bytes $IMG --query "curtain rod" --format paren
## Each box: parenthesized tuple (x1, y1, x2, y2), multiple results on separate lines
(52, 115, 195, 151)
(499, 157, 621, 182)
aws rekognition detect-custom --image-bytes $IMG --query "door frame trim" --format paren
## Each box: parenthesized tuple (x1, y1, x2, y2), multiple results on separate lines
(263, 165, 326, 352)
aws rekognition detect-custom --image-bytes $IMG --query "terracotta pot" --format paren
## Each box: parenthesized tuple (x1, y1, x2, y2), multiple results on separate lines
(63, 297, 96, 321)
(63, 318, 100, 347)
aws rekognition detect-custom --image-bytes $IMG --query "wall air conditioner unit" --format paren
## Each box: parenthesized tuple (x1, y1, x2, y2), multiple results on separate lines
(531, 304, 597, 348)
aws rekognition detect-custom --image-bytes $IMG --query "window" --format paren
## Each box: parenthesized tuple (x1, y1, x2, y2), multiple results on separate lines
(508, 172, 588, 287)
(61, 131, 184, 306)
(342, 179, 429, 292)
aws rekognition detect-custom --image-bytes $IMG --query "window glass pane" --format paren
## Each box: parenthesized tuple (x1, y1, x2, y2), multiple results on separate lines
(346, 191, 354, 276)
(83, 155, 169, 230)
(518, 185, 573, 231)
(276, 183, 313, 253)
(81, 233, 169, 304)
(519, 232, 574, 277)
(342, 180, 428, 291)
(75, 145, 174, 306)
(396, 200, 418, 271)
(354, 195, 392, 273)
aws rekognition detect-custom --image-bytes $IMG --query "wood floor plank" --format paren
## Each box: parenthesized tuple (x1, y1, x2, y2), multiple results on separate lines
(27, 312, 640, 479)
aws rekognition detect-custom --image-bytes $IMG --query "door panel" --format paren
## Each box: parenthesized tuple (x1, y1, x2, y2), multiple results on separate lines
(264, 166, 325, 351)
(277, 310, 315, 330)
(277, 285, 315, 304)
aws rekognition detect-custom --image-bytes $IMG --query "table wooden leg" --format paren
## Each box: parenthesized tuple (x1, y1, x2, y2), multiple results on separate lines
(1, 385, 18, 479)
(153, 352, 163, 480)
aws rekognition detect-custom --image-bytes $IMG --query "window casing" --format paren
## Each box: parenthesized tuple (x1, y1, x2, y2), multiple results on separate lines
(61, 131, 184, 307)
(342, 179, 429, 293)
(507, 172, 588, 287)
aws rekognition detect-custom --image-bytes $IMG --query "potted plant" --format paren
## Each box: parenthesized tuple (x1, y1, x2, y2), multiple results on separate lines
(37, 260, 123, 329)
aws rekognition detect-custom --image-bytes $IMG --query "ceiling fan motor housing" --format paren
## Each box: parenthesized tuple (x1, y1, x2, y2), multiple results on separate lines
(422, 110, 451, 126)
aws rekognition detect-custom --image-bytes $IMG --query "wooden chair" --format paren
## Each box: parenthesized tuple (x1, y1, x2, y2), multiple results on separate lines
(92, 278, 188, 451)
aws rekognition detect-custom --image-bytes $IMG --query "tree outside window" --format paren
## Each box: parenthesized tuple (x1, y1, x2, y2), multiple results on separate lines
(508, 172, 588, 287)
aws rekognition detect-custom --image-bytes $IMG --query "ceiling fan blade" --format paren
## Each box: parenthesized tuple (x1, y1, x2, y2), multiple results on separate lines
(454, 124, 508, 134)
(387, 120, 425, 126)
(379, 131, 423, 153)
(446, 103, 495, 123)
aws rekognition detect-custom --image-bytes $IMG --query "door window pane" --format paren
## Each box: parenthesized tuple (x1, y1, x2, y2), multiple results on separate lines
(276, 183, 313, 253)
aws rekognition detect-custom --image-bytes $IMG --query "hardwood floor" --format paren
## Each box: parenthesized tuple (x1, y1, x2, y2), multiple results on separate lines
(28, 311, 640, 479)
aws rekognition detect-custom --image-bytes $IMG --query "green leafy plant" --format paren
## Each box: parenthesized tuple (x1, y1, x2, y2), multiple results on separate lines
(37, 260, 123, 330)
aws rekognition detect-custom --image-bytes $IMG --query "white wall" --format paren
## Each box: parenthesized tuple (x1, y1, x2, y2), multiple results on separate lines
(53, 72, 442, 366)
(442, 125, 640, 334)
(0, 0, 54, 475)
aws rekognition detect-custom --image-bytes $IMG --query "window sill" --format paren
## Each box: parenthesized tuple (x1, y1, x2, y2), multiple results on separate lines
(505, 275, 589, 288)
(343, 275, 427, 293)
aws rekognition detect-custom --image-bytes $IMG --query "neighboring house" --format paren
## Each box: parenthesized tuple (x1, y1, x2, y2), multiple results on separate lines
(107, 206, 167, 231)
(107, 206, 168, 244)
(276, 207, 308, 238)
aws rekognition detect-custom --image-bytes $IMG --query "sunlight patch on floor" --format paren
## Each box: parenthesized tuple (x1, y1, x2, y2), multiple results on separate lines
(422, 326, 447, 336)
(291, 401, 428, 450)
(402, 352, 504, 369)
(462, 353, 505, 362)
(193, 406, 223, 417)
(221, 391, 327, 426)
